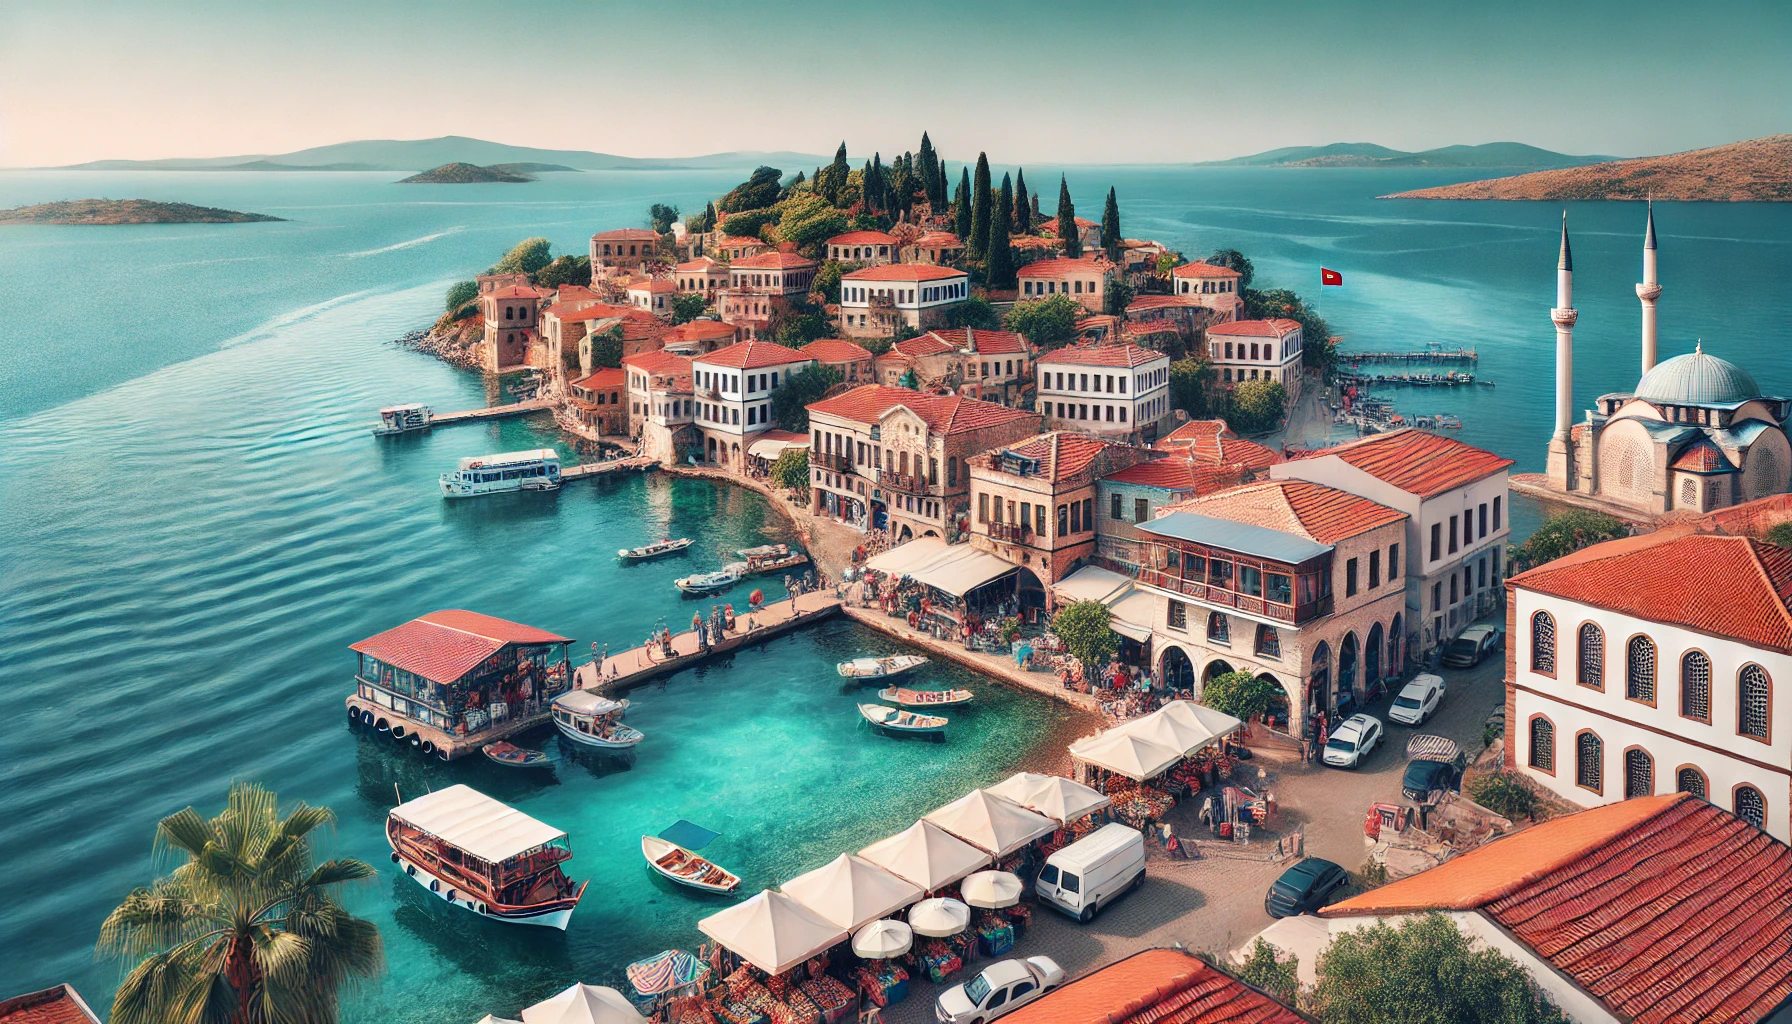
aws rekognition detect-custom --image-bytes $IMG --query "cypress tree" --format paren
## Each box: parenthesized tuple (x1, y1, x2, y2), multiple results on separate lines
(817, 142, 849, 206)
(988, 208, 1015, 289)
(999, 173, 1014, 236)
(935, 157, 950, 213)
(871, 153, 886, 212)
(1031, 192, 1041, 224)
(969, 153, 992, 261)
(1056, 175, 1081, 259)
(703, 201, 717, 232)
(1101, 186, 1121, 257)
(954, 167, 971, 240)
(918, 133, 940, 208)
(1014, 169, 1031, 234)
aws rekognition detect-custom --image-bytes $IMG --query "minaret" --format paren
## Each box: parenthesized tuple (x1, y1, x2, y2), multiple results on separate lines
(1547, 213, 1580, 491)
(1637, 200, 1661, 375)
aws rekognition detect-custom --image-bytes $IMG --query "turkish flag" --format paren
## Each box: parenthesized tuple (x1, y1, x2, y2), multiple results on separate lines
(1321, 268, 1343, 287)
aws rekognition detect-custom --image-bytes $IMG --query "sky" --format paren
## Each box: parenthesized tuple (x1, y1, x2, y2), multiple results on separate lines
(2, 0, 1789, 167)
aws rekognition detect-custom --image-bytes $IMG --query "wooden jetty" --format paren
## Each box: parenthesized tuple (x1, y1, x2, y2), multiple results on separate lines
(430, 398, 556, 426)
(563, 456, 657, 481)
(1340, 348, 1476, 364)
(575, 591, 842, 694)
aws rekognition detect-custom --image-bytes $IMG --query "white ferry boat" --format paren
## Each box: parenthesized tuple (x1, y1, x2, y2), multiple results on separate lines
(440, 450, 562, 498)
(373, 403, 433, 435)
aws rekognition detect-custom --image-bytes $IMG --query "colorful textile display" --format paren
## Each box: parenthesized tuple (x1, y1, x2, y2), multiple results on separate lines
(783, 985, 822, 1024)
(797, 978, 855, 1024)
(915, 938, 963, 983)
(852, 962, 908, 1008)
(975, 913, 1014, 957)
(1104, 779, 1175, 828)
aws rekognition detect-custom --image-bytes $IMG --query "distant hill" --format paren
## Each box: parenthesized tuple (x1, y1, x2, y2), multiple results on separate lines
(1202, 142, 1610, 169)
(489, 162, 580, 174)
(398, 162, 532, 184)
(47, 136, 828, 173)
(0, 199, 282, 225)
(1384, 135, 1792, 201)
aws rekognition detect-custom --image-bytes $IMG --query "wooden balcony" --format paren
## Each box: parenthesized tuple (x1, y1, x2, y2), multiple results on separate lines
(816, 451, 854, 473)
(1136, 569, 1327, 624)
(987, 522, 1029, 543)
(878, 469, 929, 494)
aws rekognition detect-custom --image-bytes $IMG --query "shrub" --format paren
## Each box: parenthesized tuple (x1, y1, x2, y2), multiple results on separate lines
(1466, 772, 1537, 820)
(444, 280, 477, 312)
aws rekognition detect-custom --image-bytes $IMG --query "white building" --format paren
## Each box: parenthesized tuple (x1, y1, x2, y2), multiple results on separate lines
(1035, 344, 1171, 444)
(689, 340, 814, 470)
(1169, 260, 1244, 321)
(1508, 528, 1789, 841)
(1016, 256, 1116, 314)
(826, 230, 898, 265)
(838, 264, 969, 339)
(1206, 319, 1304, 402)
(1271, 427, 1513, 655)
(621, 350, 695, 462)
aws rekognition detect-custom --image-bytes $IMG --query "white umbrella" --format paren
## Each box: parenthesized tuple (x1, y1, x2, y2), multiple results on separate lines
(908, 897, 971, 937)
(961, 870, 1023, 909)
(520, 984, 646, 1024)
(851, 918, 913, 959)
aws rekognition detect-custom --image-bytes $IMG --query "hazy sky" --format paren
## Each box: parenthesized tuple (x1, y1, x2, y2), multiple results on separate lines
(3, 0, 1788, 167)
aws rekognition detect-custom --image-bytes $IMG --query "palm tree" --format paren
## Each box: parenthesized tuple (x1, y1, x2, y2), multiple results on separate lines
(98, 782, 383, 1024)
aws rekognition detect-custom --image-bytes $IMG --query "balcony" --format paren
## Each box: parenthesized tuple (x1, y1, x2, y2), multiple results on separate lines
(987, 522, 1030, 543)
(1136, 569, 1329, 624)
(817, 451, 854, 473)
(878, 469, 930, 494)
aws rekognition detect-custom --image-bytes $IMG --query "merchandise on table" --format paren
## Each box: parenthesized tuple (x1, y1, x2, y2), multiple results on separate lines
(853, 962, 909, 1007)
(975, 912, 1014, 956)
(914, 937, 963, 983)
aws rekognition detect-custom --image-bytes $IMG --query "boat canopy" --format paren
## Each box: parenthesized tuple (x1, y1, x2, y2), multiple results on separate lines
(458, 449, 561, 471)
(865, 538, 1017, 598)
(517, 983, 646, 1024)
(555, 690, 626, 716)
(981, 772, 1111, 825)
(857, 820, 989, 890)
(922, 791, 1057, 857)
(381, 402, 428, 414)
(779, 853, 923, 931)
(390, 784, 566, 864)
(697, 890, 849, 977)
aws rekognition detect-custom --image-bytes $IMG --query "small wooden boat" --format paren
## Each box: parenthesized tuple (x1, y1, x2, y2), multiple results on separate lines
(641, 835, 741, 893)
(620, 537, 694, 562)
(736, 543, 810, 575)
(481, 741, 553, 769)
(859, 704, 949, 734)
(675, 564, 743, 595)
(838, 655, 929, 680)
(552, 690, 645, 750)
(879, 686, 973, 708)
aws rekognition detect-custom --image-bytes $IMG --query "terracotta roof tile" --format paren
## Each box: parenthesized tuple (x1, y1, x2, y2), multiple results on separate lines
(1038, 344, 1165, 369)
(1157, 422, 1283, 472)
(807, 385, 1039, 436)
(914, 231, 963, 246)
(1105, 458, 1253, 495)
(664, 320, 738, 343)
(1323, 794, 1792, 1024)
(732, 251, 817, 270)
(930, 328, 1027, 355)
(1002, 949, 1304, 1024)
(842, 264, 967, 282)
(486, 284, 542, 300)
(801, 338, 873, 363)
(713, 234, 766, 248)
(675, 257, 724, 272)
(627, 278, 675, 293)
(697, 340, 813, 369)
(826, 230, 897, 245)
(1282, 427, 1513, 498)
(1207, 318, 1302, 338)
(622, 350, 693, 376)
(975, 431, 1117, 482)
(1172, 261, 1244, 279)
(572, 368, 625, 390)
(349, 611, 570, 685)
(1018, 257, 1112, 279)
(591, 228, 660, 241)
(0, 986, 103, 1024)
(1672, 439, 1736, 473)
(1127, 294, 1208, 311)
(1163, 480, 1406, 544)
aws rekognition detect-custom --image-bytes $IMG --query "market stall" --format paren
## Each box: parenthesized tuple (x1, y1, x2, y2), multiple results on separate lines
(856, 821, 990, 892)
(981, 772, 1111, 826)
(779, 854, 923, 931)
(921, 791, 1057, 858)
(697, 890, 849, 977)
(518, 984, 646, 1024)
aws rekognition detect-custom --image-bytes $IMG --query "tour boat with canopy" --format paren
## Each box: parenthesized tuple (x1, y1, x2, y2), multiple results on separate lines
(837, 655, 929, 681)
(386, 784, 586, 930)
(858, 703, 949, 734)
(619, 537, 694, 562)
(440, 449, 561, 498)
(373, 403, 432, 435)
(878, 686, 972, 707)
(552, 689, 645, 750)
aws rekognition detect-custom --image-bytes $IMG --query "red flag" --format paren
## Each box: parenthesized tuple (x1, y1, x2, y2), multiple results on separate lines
(1321, 268, 1343, 286)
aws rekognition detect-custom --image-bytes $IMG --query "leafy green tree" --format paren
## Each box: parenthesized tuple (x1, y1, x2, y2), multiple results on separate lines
(1100, 186, 1122, 258)
(773, 310, 834, 349)
(812, 260, 849, 304)
(445, 280, 477, 312)
(1056, 176, 1081, 258)
(649, 203, 681, 234)
(533, 254, 591, 289)
(1052, 600, 1119, 675)
(1767, 522, 1792, 549)
(587, 323, 624, 370)
(1231, 378, 1288, 433)
(954, 167, 972, 240)
(1243, 287, 1334, 372)
(1509, 509, 1629, 571)
(782, 170, 807, 198)
(987, 212, 1015, 289)
(1103, 276, 1136, 316)
(1013, 169, 1031, 233)
(672, 291, 707, 324)
(1155, 252, 1180, 276)
(720, 208, 777, 240)
(1207, 248, 1254, 290)
(1312, 913, 1570, 1024)
(1233, 939, 1300, 1007)
(1169, 358, 1218, 418)
(98, 783, 383, 1024)
(1003, 294, 1082, 350)
(774, 193, 850, 257)
(969, 154, 992, 261)
(719, 166, 784, 213)
(1466, 772, 1538, 820)
(769, 364, 843, 432)
(490, 236, 552, 276)
(943, 296, 1001, 330)
(771, 447, 810, 494)
(1200, 670, 1280, 721)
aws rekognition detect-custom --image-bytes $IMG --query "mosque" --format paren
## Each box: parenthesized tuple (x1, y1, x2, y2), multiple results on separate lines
(1544, 205, 1791, 515)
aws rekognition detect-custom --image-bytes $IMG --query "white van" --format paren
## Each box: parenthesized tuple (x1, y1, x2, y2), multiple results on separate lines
(1034, 823, 1145, 922)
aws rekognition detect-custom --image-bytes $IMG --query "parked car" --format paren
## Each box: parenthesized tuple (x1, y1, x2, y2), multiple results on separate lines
(1442, 625, 1503, 668)
(1035, 822, 1146, 922)
(1321, 714, 1384, 769)
(934, 956, 1065, 1024)
(1265, 857, 1350, 918)
(1388, 672, 1447, 726)
(1402, 734, 1468, 804)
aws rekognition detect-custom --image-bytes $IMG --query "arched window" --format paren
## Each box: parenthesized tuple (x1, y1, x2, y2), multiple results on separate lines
(1531, 612, 1556, 674)
(1577, 622, 1604, 688)
(1624, 748, 1654, 798)
(1528, 717, 1555, 773)
(1255, 624, 1280, 658)
(1740, 665, 1771, 740)
(1676, 767, 1708, 799)
(1736, 785, 1767, 828)
(1576, 731, 1603, 793)
(1626, 635, 1656, 703)
(1680, 651, 1711, 721)
(1207, 612, 1230, 645)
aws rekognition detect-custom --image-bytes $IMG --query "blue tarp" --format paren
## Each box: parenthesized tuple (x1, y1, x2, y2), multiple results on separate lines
(659, 819, 719, 851)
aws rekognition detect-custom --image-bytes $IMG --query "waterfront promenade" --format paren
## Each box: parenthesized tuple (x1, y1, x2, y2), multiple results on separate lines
(575, 590, 843, 694)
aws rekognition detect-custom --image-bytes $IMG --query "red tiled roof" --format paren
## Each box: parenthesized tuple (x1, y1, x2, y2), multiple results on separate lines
(1672, 439, 1736, 473)
(675, 257, 723, 272)
(1286, 427, 1513, 497)
(1322, 794, 1792, 1024)
(627, 278, 675, 293)
(713, 234, 766, 248)
(591, 228, 661, 241)
(732, 251, 817, 270)
(827, 230, 897, 245)
(664, 319, 738, 343)
(622, 350, 693, 376)
(1127, 294, 1207, 311)
(550, 303, 647, 323)
(807, 384, 1038, 436)
(1018, 257, 1111, 279)
(1207, 318, 1302, 338)
(572, 368, 626, 390)
(1158, 421, 1283, 472)
(977, 431, 1116, 482)
(0, 986, 103, 1024)
(555, 285, 598, 301)
(698, 340, 813, 369)
(1172, 260, 1244, 279)
(802, 338, 873, 363)
(486, 285, 542, 300)
(842, 264, 966, 282)
(349, 610, 570, 685)
(914, 231, 963, 246)
(1164, 480, 1406, 544)
(1158, 419, 1230, 447)
(1038, 344, 1164, 369)
(1105, 457, 1253, 495)
(1002, 949, 1304, 1024)
(892, 334, 957, 358)
(930, 328, 1027, 355)
(1510, 529, 1792, 651)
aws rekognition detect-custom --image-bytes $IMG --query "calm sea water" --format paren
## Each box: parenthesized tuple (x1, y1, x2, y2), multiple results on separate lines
(2, 167, 1790, 1020)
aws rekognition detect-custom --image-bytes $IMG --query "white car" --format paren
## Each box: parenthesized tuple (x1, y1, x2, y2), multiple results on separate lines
(1388, 673, 1446, 726)
(1322, 714, 1384, 769)
(935, 956, 1065, 1024)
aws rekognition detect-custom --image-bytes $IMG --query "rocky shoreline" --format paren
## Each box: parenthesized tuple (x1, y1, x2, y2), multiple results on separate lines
(394, 317, 483, 371)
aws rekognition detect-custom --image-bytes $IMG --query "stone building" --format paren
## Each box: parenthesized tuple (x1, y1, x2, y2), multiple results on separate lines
(588, 228, 662, 280)
(825, 230, 898, 265)
(660, 318, 739, 358)
(622, 350, 696, 463)
(1017, 256, 1116, 313)
(904, 230, 964, 266)
(1168, 260, 1245, 321)
(673, 257, 729, 301)
(480, 283, 547, 373)
(566, 368, 627, 438)
(800, 338, 875, 384)
(1094, 458, 1254, 575)
(870, 328, 1033, 406)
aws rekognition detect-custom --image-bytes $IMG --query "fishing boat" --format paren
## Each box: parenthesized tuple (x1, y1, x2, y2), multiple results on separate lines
(551, 690, 644, 750)
(640, 835, 742, 893)
(619, 537, 694, 562)
(675, 564, 744, 596)
(373, 403, 432, 435)
(858, 703, 949, 734)
(481, 741, 553, 769)
(387, 784, 586, 930)
(879, 686, 973, 707)
(440, 449, 562, 498)
(837, 654, 929, 681)
(736, 543, 810, 575)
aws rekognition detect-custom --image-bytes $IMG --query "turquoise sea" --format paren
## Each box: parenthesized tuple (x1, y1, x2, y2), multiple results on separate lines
(2, 167, 1790, 1021)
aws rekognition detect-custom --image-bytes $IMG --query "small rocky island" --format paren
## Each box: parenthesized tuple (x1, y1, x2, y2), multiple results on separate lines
(398, 162, 542, 184)
(1384, 135, 1792, 202)
(0, 199, 283, 225)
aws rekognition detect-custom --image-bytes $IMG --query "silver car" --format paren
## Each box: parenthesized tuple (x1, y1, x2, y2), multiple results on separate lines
(935, 956, 1065, 1024)
(1322, 714, 1383, 768)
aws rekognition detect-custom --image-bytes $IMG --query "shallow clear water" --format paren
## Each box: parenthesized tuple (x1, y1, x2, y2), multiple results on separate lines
(2, 166, 1789, 1020)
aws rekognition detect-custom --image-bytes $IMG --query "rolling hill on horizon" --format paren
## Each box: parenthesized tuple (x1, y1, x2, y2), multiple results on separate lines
(1384, 135, 1792, 201)
(1200, 141, 1612, 169)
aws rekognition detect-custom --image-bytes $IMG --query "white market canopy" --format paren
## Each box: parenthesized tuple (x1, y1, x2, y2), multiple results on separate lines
(780, 854, 924, 931)
(982, 772, 1111, 825)
(1052, 565, 1152, 642)
(1118, 709, 1216, 755)
(858, 820, 990, 891)
(1068, 729, 1185, 782)
(923, 790, 1058, 857)
(475, 1017, 521, 1024)
(390, 784, 564, 865)
(747, 435, 810, 460)
(519, 984, 646, 1024)
(1231, 915, 1330, 987)
(1156, 699, 1243, 744)
(697, 890, 849, 977)
(864, 538, 1019, 598)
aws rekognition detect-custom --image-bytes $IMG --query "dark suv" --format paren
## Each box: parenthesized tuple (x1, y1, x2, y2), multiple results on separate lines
(1402, 735, 1468, 804)
(1265, 858, 1349, 918)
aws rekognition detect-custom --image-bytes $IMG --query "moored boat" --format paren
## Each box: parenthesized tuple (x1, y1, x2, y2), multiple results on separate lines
(387, 784, 586, 929)
(675, 564, 744, 596)
(878, 686, 973, 707)
(858, 703, 949, 734)
(640, 835, 741, 893)
(373, 403, 433, 435)
(620, 537, 695, 562)
(552, 689, 644, 750)
(837, 654, 929, 680)
(735, 543, 810, 575)
(440, 449, 561, 498)
(481, 740, 553, 769)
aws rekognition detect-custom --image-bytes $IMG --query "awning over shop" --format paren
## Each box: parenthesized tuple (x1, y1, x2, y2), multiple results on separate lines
(1155, 700, 1243, 745)
(864, 539, 1020, 599)
(866, 537, 950, 576)
(779, 854, 922, 932)
(747, 431, 811, 461)
(922, 791, 1058, 857)
(1054, 565, 1153, 642)
(697, 890, 849, 977)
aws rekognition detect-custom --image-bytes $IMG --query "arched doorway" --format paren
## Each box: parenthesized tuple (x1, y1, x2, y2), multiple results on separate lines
(897, 524, 913, 542)
(1014, 568, 1047, 623)
(1259, 672, 1292, 734)
(1203, 659, 1236, 682)
(1389, 613, 1405, 674)
(1338, 632, 1360, 709)
(1309, 641, 1331, 721)
(1366, 622, 1384, 687)
(1161, 646, 1195, 691)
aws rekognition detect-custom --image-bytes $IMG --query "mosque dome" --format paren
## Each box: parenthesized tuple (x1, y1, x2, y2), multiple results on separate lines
(1634, 345, 1762, 406)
